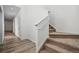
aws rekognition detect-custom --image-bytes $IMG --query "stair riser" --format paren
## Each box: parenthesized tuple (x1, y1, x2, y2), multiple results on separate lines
(49, 30, 56, 32)
(49, 35, 79, 38)
(49, 27, 55, 29)
(47, 39, 79, 53)
(49, 27, 56, 30)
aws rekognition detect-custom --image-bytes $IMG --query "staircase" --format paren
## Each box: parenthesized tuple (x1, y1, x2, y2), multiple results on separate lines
(40, 25, 79, 53)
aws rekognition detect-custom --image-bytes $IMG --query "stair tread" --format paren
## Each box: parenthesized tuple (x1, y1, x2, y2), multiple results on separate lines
(49, 29, 55, 31)
(45, 43, 72, 53)
(49, 32, 78, 35)
(48, 38, 79, 48)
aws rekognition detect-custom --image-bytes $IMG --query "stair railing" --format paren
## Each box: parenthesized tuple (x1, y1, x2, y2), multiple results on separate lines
(34, 15, 49, 52)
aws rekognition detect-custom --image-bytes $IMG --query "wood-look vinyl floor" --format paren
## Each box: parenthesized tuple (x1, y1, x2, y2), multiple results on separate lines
(1, 32, 36, 53)
(40, 25, 79, 53)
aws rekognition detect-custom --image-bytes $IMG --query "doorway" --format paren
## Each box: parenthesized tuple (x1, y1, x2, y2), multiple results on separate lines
(3, 5, 20, 41)
(4, 18, 15, 41)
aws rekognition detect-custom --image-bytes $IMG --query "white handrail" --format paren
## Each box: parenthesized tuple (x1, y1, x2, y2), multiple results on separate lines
(35, 15, 48, 26)
(34, 16, 49, 52)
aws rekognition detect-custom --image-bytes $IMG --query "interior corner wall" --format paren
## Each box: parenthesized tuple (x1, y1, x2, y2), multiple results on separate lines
(13, 11, 21, 38)
(13, 16, 19, 37)
(46, 5, 79, 34)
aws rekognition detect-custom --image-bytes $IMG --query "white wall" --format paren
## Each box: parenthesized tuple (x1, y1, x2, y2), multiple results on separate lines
(75, 6, 79, 34)
(0, 9, 2, 44)
(17, 5, 48, 42)
(48, 11, 56, 28)
(13, 12, 21, 37)
(46, 5, 79, 34)
(0, 6, 4, 44)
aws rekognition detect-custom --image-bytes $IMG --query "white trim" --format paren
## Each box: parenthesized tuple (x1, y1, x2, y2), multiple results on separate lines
(1, 5, 4, 44)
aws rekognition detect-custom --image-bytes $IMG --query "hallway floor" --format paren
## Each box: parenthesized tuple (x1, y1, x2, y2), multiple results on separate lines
(1, 32, 36, 53)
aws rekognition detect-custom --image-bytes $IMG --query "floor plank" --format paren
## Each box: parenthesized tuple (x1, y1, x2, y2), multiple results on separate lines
(1, 32, 36, 53)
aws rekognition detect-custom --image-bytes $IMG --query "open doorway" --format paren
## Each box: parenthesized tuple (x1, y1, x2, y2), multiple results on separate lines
(4, 18, 14, 39)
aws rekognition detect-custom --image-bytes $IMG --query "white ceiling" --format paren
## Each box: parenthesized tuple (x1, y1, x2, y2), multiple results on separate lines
(3, 5, 20, 21)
